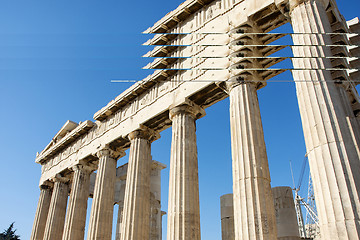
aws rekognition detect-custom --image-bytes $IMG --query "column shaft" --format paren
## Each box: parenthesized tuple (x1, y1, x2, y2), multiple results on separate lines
(290, 0, 360, 239)
(221, 194, 235, 240)
(115, 203, 124, 240)
(167, 104, 204, 240)
(115, 179, 126, 240)
(43, 177, 69, 240)
(229, 82, 277, 240)
(62, 165, 92, 240)
(87, 148, 119, 240)
(337, 85, 360, 155)
(272, 187, 300, 240)
(120, 129, 156, 240)
(30, 185, 52, 240)
(150, 164, 164, 240)
(150, 193, 162, 240)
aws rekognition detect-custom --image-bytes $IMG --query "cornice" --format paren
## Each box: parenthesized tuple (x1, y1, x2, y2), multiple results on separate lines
(35, 120, 94, 164)
(143, 0, 214, 34)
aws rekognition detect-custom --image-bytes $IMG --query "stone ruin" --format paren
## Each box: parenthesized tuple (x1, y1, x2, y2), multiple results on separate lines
(31, 0, 360, 239)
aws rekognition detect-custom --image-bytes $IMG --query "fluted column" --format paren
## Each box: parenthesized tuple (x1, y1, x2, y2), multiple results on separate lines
(87, 147, 124, 240)
(150, 192, 162, 240)
(336, 84, 360, 154)
(62, 163, 93, 240)
(167, 102, 205, 240)
(228, 81, 277, 240)
(272, 187, 300, 240)
(290, 0, 360, 239)
(43, 175, 70, 240)
(221, 194, 235, 240)
(115, 180, 126, 240)
(120, 127, 159, 240)
(150, 161, 166, 240)
(30, 182, 53, 240)
(115, 204, 124, 240)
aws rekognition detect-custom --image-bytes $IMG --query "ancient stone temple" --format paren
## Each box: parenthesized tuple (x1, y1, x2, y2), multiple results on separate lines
(31, 0, 359, 239)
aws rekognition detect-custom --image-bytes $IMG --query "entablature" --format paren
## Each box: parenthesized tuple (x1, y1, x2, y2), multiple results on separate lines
(93, 69, 178, 121)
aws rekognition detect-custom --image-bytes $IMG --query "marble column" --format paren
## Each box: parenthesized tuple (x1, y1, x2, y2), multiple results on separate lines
(30, 182, 53, 240)
(87, 147, 124, 240)
(120, 127, 159, 240)
(221, 194, 235, 240)
(167, 102, 205, 240)
(115, 180, 126, 240)
(43, 175, 70, 240)
(62, 164, 93, 240)
(115, 203, 124, 240)
(150, 162, 166, 240)
(228, 81, 277, 240)
(336, 84, 360, 156)
(150, 193, 162, 240)
(272, 187, 300, 240)
(290, 0, 360, 239)
(116, 161, 165, 240)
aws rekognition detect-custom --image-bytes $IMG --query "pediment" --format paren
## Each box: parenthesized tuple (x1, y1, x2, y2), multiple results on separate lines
(41, 120, 78, 153)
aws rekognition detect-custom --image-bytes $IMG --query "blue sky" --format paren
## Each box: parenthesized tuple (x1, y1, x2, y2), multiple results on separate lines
(0, 0, 358, 239)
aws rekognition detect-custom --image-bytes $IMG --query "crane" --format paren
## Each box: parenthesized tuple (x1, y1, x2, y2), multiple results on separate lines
(290, 154, 319, 239)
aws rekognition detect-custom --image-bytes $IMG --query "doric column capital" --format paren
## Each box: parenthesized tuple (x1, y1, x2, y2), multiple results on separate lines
(128, 125, 160, 142)
(51, 174, 70, 184)
(169, 100, 205, 121)
(96, 145, 125, 160)
(151, 160, 167, 171)
(71, 162, 96, 174)
(223, 78, 259, 93)
(276, 0, 329, 16)
(40, 181, 53, 190)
